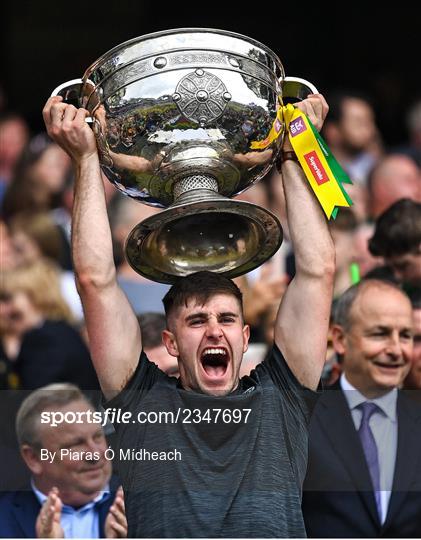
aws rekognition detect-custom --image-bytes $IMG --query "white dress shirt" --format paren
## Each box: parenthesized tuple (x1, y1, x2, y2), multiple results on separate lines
(340, 373, 398, 524)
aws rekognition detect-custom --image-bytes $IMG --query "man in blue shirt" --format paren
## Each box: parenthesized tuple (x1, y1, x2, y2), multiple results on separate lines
(0, 383, 126, 538)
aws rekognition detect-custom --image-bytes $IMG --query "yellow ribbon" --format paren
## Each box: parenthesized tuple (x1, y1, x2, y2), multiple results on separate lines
(251, 103, 352, 219)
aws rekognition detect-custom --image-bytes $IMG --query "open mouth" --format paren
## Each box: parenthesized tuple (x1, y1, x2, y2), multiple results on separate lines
(200, 347, 229, 379)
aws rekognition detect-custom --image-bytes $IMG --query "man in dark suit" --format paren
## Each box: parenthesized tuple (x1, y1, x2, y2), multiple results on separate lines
(0, 383, 126, 538)
(302, 279, 421, 537)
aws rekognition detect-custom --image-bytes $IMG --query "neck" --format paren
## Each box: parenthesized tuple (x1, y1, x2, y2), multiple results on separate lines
(344, 372, 394, 399)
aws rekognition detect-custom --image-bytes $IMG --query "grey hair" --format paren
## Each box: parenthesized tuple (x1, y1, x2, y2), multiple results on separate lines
(333, 279, 407, 330)
(16, 383, 88, 447)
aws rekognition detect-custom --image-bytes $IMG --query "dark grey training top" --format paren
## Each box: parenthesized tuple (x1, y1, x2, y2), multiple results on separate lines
(106, 345, 318, 538)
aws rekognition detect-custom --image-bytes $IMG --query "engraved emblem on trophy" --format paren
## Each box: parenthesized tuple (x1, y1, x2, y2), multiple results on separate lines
(52, 28, 317, 283)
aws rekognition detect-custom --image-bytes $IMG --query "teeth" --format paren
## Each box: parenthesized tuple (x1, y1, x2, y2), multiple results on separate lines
(203, 348, 226, 356)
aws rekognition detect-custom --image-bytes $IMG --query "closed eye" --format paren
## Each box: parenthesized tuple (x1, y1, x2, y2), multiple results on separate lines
(370, 331, 388, 337)
(188, 318, 206, 327)
(219, 316, 236, 323)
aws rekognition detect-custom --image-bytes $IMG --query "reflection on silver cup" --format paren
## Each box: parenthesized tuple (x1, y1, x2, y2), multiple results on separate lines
(52, 28, 316, 283)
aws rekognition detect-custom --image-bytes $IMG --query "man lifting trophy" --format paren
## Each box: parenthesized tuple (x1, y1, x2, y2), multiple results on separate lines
(43, 28, 349, 537)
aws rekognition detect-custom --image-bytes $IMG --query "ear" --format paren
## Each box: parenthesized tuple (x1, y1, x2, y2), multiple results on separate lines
(162, 330, 179, 358)
(331, 324, 347, 355)
(242, 324, 250, 353)
(21, 444, 43, 475)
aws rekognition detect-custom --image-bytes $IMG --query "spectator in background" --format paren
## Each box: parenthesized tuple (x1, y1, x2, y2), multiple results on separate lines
(0, 219, 17, 271)
(234, 261, 287, 342)
(352, 221, 384, 278)
(9, 211, 66, 268)
(0, 112, 29, 202)
(323, 92, 383, 185)
(7, 211, 82, 320)
(404, 288, 421, 397)
(302, 279, 421, 537)
(233, 170, 290, 343)
(1, 132, 71, 221)
(0, 259, 99, 391)
(396, 99, 421, 167)
(367, 154, 421, 219)
(0, 383, 126, 538)
(328, 208, 359, 298)
(0, 220, 19, 389)
(322, 93, 384, 225)
(137, 312, 179, 377)
(369, 198, 421, 287)
(108, 194, 170, 314)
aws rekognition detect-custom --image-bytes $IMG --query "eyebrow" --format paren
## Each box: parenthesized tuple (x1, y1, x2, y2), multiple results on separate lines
(59, 430, 103, 448)
(185, 311, 239, 322)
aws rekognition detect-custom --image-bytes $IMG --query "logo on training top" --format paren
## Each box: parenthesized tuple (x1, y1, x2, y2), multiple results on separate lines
(304, 151, 329, 185)
(289, 117, 307, 137)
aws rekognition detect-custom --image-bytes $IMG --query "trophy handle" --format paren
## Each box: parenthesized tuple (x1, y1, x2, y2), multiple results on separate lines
(51, 78, 97, 123)
(282, 77, 318, 104)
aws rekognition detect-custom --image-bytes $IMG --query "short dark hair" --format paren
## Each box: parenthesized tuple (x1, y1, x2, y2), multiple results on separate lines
(369, 198, 421, 257)
(328, 207, 358, 232)
(408, 288, 421, 310)
(163, 271, 243, 321)
(137, 312, 166, 349)
(325, 91, 374, 124)
(333, 279, 407, 330)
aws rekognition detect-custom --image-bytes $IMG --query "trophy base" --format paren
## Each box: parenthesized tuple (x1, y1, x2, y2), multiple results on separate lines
(125, 194, 282, 284)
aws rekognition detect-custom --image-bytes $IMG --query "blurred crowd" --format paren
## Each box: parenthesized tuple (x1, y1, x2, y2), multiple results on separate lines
(0, 87, 420, 537)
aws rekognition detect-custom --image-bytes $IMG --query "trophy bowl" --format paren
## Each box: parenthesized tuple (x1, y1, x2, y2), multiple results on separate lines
(53, 28, 316, 283)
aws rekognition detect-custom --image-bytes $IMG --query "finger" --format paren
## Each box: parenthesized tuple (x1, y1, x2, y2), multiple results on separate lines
(74, 107, 90, 126)
(295, 98, 324, 130)
(109, 520, 127, 537)
(311, 93, 329, 119)
(302, 94, 328, 123)
(40, 502, 55, 533)
(50, 102, 68, 125)
(109, 502, 125, 523)
(62, 104, 78, 125)
(42, 96, 63, 123)
(44, 489, 57, 510)
(114, 495, 125, 512)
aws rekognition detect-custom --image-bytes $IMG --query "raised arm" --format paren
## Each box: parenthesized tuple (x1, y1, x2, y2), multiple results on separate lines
(274, 94, 335, 390)
(43, 97, 142, 399)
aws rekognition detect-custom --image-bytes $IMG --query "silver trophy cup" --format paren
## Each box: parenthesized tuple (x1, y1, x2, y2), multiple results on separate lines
(52, 28, 317, 283)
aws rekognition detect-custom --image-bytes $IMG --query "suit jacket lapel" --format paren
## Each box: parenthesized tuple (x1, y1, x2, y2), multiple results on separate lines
(11, 490, 40, 537)
(382, 392, 421, 529)
(317, 385, 381, 527)
(98, 491, 114, 537)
